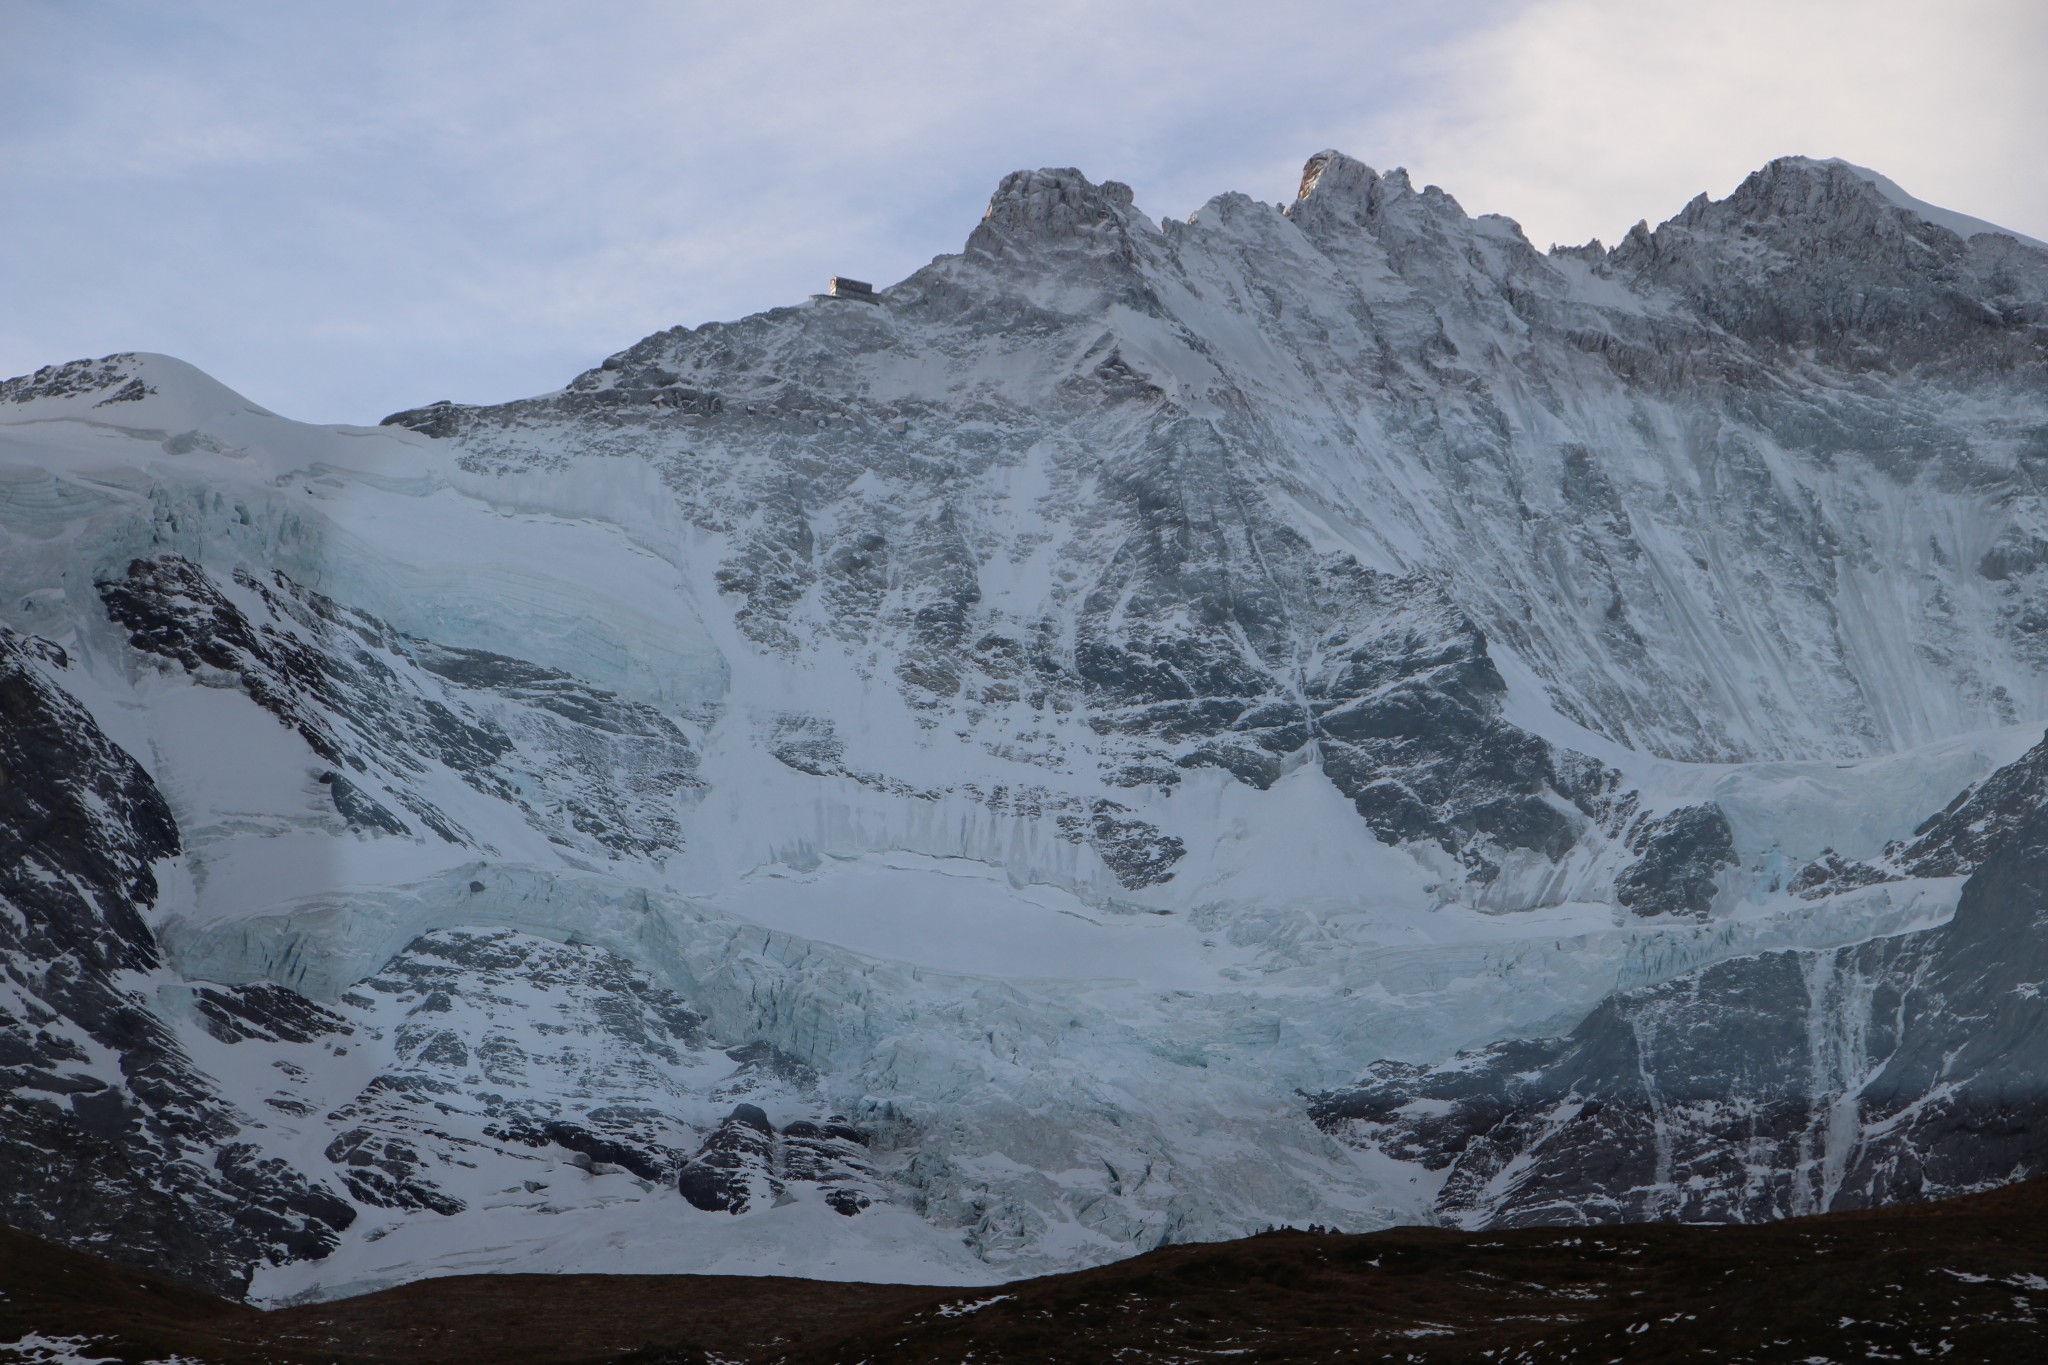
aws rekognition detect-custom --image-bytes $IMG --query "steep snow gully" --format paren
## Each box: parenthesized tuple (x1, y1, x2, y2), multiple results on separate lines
(3, 151, 2047, 1302)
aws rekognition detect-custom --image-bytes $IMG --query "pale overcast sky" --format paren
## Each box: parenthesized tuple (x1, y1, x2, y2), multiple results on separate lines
(4, 0, 2044, 424)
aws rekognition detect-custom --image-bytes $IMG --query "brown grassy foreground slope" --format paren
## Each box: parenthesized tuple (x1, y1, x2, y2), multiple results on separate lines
(5, 1179, 2045, 1363)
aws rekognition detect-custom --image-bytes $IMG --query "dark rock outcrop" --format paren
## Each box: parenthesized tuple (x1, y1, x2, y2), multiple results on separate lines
(99, 554, 700, 860)
(678, 1104, 780, 1214)
(1612, 804, 1736, 918)
(0, 628, 352, 1296)
(1315, 735, 2048, 1226)
(677, 1104, 879, 1217)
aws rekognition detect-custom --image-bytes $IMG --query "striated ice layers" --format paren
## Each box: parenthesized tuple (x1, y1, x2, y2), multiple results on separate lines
(1, 150, 2047, 1300)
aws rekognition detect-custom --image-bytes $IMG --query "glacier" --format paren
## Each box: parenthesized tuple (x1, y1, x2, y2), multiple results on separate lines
(1, 150, 2046, 1301)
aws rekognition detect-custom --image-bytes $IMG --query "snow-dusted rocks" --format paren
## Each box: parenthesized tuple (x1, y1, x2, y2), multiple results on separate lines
(3, 149, 2048, 1298)
(0, 627, 352, 1297)
(98, 553, 701, 858)
(1311, 733, 2048, 1227)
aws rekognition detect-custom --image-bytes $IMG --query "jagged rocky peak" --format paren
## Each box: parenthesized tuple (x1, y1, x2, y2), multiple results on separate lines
(1684, 154, 2045, 254)
(966, 166, 1148, 261)
(1285, 148, 1516, 257)
(1696, 156, 1910, 232)
(1290, 148, 1387, 226)
(1607, 154, 2048, 375)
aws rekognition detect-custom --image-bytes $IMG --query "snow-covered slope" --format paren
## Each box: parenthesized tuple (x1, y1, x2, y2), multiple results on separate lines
(2, 152, 2046, 1301)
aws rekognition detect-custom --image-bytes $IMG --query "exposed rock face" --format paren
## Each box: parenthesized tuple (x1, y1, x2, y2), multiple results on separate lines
(1896, 733, 2048, 876)
(99, 554, 701, 858)
(1614, 158, 2047, 378)
(1314, 732, 2048, 1227)
(1781, 731, 2048, 897)
(3, 148, 2048, 1295)
(678, 1104, 781, 1213)
(677, 1101, 879, 1217)
(0, 628, 352, 1297)
(1613, 804, 1736, 919)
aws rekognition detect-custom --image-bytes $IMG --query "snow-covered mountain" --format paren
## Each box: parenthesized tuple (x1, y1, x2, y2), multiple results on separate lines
(3, 151, 2046, 1302)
